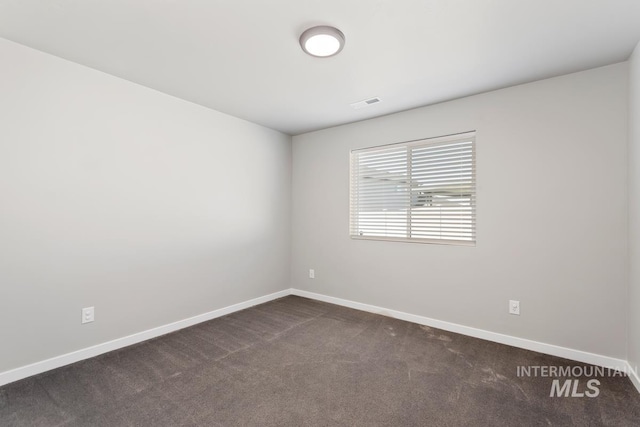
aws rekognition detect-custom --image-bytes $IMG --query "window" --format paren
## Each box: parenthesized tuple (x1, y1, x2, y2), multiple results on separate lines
(350, 132, 476, 245)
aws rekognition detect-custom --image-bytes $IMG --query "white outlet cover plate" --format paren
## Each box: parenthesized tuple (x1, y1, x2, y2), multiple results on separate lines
(82, 307, 95, 324)
(509, 300, 520, 315)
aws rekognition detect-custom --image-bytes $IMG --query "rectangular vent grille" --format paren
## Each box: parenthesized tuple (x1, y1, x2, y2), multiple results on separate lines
(350, 97, 382, 110)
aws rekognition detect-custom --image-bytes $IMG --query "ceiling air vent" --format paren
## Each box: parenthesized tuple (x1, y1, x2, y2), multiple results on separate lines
(350, 97, 382, 110)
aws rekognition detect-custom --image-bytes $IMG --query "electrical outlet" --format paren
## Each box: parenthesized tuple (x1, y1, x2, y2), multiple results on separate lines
(509, 300, 520, 315)
(309, 269, 315, 279)
(82, 307, 95, 324)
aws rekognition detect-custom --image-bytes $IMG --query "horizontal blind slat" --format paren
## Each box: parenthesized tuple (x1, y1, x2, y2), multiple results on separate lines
(351, 133, 475, 244)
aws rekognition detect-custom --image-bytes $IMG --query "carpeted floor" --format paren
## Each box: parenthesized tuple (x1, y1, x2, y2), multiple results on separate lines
(1, 295, 639, 426)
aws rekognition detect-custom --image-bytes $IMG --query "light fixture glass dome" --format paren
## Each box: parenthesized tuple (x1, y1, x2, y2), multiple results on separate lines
(299, 26, 345, 58)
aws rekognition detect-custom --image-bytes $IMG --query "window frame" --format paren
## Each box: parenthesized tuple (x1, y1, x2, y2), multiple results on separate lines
(349, 131, 476, 246)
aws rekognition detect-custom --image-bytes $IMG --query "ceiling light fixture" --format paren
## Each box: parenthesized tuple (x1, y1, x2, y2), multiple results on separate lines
(299, 26, 345, 58)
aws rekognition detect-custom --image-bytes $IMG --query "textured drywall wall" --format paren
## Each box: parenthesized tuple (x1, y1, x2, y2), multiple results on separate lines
(0, 38, 291, 373)
(628, 40, 640, 373)
(292, 63, 628, 358)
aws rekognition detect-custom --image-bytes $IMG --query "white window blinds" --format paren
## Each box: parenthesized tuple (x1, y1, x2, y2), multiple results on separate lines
(350, 132, 476, 245)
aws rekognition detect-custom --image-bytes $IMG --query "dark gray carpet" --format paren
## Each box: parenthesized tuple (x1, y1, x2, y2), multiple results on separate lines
(1, 295, 639, 426)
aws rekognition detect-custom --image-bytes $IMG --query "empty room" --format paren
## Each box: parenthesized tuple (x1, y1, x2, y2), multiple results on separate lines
(2, 0, 640, 426)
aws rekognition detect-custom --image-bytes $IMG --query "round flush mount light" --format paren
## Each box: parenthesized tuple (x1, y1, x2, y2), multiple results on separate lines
(299, 26, 345, 58)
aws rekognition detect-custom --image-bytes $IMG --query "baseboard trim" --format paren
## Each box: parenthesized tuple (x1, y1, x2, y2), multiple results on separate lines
(290, 289, 629, 371)
(2, 287, 636, 392)
(628, 362, 640, 394)
(0, 289, 290, 387)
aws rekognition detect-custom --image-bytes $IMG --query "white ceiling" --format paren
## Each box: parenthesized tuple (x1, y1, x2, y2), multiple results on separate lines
(1, 1, 639, 135)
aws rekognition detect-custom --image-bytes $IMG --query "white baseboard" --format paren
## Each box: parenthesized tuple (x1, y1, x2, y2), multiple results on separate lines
(2, 287, 637, 393)
(290, 289, 630, 372)
(0, 289, 290, 387)
(628, 362, 640, 394)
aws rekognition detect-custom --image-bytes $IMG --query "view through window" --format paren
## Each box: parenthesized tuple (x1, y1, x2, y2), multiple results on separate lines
(349, 132, 476, 245)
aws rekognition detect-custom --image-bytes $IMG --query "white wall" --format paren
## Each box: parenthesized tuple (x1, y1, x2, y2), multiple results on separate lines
(292, 63, 628, 358)
(629, 41, 640, 372)
(0, 38, 291, 373)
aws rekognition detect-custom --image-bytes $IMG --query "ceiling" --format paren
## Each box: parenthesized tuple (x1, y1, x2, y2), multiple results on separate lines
(1, 1, 640, 135)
